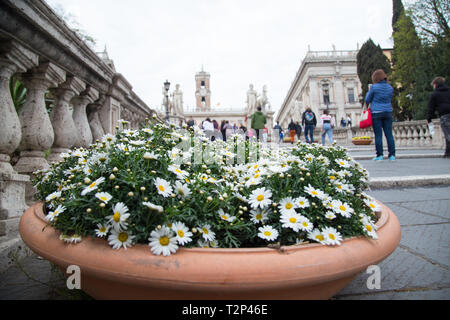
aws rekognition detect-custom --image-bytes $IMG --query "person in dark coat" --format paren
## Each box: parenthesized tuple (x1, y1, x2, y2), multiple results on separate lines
(302, 107, 317, 144)
(295, 121, 302, 141)
(427, 77, 450, 158)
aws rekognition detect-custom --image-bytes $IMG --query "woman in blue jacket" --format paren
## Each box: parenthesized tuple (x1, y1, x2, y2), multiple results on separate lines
(364, 69, 396, 161)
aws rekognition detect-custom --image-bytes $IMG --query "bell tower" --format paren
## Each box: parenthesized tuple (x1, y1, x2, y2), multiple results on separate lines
(195, 67, 211, 111)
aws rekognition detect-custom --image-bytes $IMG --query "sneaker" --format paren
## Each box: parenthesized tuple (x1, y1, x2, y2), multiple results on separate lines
(389, 155, 396, 161)
(372, 156, 383, 161)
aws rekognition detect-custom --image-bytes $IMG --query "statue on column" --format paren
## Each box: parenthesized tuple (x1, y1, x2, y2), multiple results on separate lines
(162, 85, 173, 115)
(246, 84, 258, 115)
(171, 84, 184, 116)
(257, 85, 270, 112)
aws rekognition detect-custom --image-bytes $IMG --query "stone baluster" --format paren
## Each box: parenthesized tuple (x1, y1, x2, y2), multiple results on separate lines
(88, 94, 106, 142)
(48, 76, 86, 163)
(412, 124, 419, 147)
(418, 123, 426, 147)
(400, 125, 407, 146)
(423, 123, 432, 146)
(14, 62, 66, 174)
(72, 86, 99, 148)
(0, 40, 38, 237)
(405, 125, 411, 147)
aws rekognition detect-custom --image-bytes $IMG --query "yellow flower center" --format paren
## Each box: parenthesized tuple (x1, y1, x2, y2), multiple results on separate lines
(311, 191, 318, 195)
(254, 174, 260, 179)
(315, 234, 324, 241)
(159, 236, 169, 246)
(339, 162, 345, 166)
(118, 232, 128, 242)
(158, 185, 165, 192)
(113, 212, 121, 222)
(177, 230, 185, 237)
(329, 233, 335, 240)
(256, 213, 262, 220)
(299, 201, 305, 206)
(202, 228, 209, 234)
(329, 176, 336, 180)
(302, 222, 308, 227)
(256, 195, 265, 202)
(178, 188, 185, 196)
(89, 182, 97, 189)
(289, 217, 297, 223)
(366, 225, 372, 232)
(176, 169, 182, 174)
(221, 215, 228, 220)
(99, 227, 106, 232)
(100, 197, 107, 201)
(264, 231, 271, 237)
(285, 203, 293, 210)
(369, 203, 376, 208)
(339, 205, 346, 211)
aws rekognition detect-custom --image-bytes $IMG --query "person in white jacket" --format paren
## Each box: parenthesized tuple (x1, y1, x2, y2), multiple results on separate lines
(320, 110, 335, 146)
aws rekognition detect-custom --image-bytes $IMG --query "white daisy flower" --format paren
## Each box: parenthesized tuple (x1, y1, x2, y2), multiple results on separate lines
(171, 221, 193, 245)
(307, 229, 327, 244)
(69, 234, 82, 244)
(331, 200, 354, 218)
(59, 234, 71, 243)
(198, 224, 216, 242)
(364, 199, 381, 212)
(148, 227, 178, 256)
(295, 196, 310, 209)
(95, 192, 112, 204)
(46, 205, 66, 222)
(95, 223, 110, 238)
(298, 216, 314, 232)
(142, 201, 164, 213)
(174, 181, 191, 198)
(325, 211, 337, 220)
(280, 211, 303, 232)
(81, 177, 105, 196)
(322, 227, 343, 246)
(106, 202, 130, 231)
(249, 208, 269, 224)
(197, 239, 210, 248)
(142, 128, 154, 135)
(218, 209, 236, 223)
(304, 184, 326, 200)
(143, 151, 159, 160)
(108, 229, 135, 250)
(248, 187, 272, 209)
(361, 216, 378, 240)
(257, 225, 279, 242)
(335, 159, 351, 168)
(168, 164, 189, 179)
(45, 191, 61, 202)
(278, 197, 298, 215)
(154, 178, 173, 198)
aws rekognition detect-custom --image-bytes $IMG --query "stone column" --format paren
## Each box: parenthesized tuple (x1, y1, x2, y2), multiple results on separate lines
(72, 86, 99, 148)
(0, 40, 38, 237)
(14, 62, 66, 174)
(88, 94, 106, 142)
(48, 76, 86, 163)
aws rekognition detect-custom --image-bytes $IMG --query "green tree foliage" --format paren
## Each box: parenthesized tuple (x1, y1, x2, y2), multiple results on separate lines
(392, 12, 422, 120)
(9, 77, 27, 112)
(392, 0, 405, 33)
(408, 0, 449, 44)
(356, 39, 392, 102)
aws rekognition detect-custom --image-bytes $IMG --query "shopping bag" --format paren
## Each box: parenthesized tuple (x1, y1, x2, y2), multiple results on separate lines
(359, 108, 373, 129)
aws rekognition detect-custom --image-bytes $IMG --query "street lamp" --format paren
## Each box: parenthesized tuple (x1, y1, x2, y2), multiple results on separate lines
(164, 80, 170, 123)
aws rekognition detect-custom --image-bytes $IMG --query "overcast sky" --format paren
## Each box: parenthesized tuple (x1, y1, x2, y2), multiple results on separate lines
(45, 0, 397, 117)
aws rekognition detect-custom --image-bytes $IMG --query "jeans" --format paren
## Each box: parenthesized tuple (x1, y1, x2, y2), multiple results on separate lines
(371, 111, 395, 157)
(304, 125, 314, 144)
(440, 114, 450, 156)
(321, 123, 333, 145)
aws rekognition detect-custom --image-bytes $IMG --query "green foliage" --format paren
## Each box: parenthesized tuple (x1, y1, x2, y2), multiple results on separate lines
(9, 77, 27, 112)
(392, 12, 422, 120)
(407, 0, 449, 44)
(392, 0, 405, 33)
(356, 39, 392, 100)
(32, 121, 380, 256)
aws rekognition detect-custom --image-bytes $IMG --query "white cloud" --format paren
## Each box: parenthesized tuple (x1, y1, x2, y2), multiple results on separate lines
(45, 0, 393, 117)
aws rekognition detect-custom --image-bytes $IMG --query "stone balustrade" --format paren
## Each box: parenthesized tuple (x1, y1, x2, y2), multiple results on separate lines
(0, 0, 156, 242)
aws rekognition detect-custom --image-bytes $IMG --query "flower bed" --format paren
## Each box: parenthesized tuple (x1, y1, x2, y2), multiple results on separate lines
(33, 120, 381, 257)
(352, 136, 373, 145)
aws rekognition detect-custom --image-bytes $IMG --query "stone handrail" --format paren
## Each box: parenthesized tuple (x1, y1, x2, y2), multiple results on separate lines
(0, 0, 156, 240)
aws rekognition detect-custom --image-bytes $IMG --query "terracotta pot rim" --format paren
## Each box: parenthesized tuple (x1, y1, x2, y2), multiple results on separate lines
(31, 202, 386, 253)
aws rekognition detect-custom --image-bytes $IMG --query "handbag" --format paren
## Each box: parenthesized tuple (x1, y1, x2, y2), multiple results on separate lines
(359, 108, 373, 129)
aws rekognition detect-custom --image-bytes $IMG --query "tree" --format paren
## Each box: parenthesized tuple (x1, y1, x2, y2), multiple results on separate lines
(356, 39, 392, 102)
(392, 0, 405, 33)
(391, 12, 422, 120)
(408, 0, 449, 44)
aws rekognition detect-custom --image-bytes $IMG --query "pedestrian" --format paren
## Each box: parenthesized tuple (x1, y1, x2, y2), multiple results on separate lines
(295, 121, 302, 142)
(250, 106, 267, 141)
(220, 120, 226, 141)
(340, 117, 346, 128)
(364, 69, 396, 161)
(212, 119, 219, 131)
(320, 110, 335, 146)
(187, 116, 195, 129)
(302, 107, 317, 144)
(202, 118, 214, 141)
(288, 119, 296, 144)
(347, 115, 352, 128)
(427, 76, 450, 158)
(263, 126, 268, 142)
(273, 121, 283, 143)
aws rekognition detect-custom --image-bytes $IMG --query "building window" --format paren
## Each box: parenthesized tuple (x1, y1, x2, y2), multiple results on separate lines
(348, 88, 355, 103)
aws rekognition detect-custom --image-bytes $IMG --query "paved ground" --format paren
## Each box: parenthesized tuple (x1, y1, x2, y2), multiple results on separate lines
(0, 146, 449, 300)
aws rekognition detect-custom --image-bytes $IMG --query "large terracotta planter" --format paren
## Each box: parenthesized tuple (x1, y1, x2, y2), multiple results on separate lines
(19, 201, 401, 300)
(352, 139, 373, 145)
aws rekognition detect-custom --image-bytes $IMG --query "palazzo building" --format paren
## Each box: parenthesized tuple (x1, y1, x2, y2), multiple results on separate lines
(276, 47, 363, 129)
